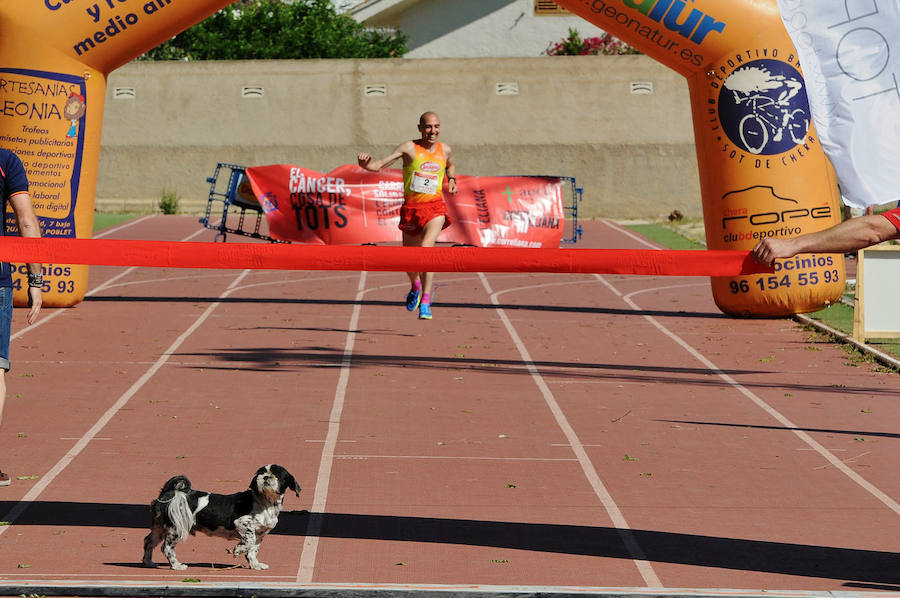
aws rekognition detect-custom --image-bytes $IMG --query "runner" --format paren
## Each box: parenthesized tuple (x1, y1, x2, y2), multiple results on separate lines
(357, 111, 458, 320)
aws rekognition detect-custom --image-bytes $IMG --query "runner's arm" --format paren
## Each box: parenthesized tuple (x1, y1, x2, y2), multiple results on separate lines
(752, 213, 899, 266)
(444, 145, 458, 194)
(357, 142, 410, 172)
(8, 191, 43, 324)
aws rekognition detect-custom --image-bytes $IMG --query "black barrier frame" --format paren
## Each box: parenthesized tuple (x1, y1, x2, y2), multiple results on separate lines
(199, 163, 582, 244)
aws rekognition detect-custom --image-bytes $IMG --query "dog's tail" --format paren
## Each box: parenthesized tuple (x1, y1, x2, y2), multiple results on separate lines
(156, 475, 194, 543)
(165, 490, 194, 543)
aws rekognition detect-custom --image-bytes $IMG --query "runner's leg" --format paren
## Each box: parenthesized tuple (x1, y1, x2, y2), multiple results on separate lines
(419, 215, 446, 298)
(402, 230, 424, 288)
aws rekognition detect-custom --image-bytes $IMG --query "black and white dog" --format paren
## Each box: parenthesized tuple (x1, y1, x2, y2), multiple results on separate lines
(142, 464, 300, 570)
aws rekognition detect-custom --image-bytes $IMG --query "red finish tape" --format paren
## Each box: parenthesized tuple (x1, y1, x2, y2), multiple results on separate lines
(0, 238, 772, 276)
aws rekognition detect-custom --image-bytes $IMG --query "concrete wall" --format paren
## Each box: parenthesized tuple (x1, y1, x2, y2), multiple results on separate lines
(97, 55, 701, 219)
(352, 0, 609, 59)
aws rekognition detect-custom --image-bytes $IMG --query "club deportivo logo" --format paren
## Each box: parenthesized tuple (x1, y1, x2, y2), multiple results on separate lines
(718, 58, 810, 156)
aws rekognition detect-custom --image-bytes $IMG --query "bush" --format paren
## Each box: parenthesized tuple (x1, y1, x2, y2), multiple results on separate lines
(159, 189, 180, 214)
(544, 28, 640, 56)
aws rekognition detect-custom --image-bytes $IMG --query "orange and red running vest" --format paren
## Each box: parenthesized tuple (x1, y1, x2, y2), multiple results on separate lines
(403, 141, 447, 204)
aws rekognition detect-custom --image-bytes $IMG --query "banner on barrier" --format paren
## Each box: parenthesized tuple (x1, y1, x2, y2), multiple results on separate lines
(776, 0, 900, 209)
(243, 164, 567, 248)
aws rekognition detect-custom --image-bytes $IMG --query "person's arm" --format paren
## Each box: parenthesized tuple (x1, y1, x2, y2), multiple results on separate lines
(752, 213, 900, 266)
(444, 145, 458, 195)
(8, 192, 43, 324)
(357, 141, 410, 172)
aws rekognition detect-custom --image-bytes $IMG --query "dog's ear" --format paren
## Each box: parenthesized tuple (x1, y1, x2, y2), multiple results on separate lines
(271, 464, 301, 497)
(286, 472, 301, 497)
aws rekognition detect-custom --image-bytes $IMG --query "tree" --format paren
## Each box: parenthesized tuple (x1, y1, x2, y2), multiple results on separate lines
(140, 0, 408, 61)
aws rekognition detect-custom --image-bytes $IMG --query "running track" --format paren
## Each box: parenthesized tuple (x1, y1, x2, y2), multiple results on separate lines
(1, 215, 899, 595)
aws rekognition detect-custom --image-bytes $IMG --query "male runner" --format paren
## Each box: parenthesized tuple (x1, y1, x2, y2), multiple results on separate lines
(357, 111, 458, 320)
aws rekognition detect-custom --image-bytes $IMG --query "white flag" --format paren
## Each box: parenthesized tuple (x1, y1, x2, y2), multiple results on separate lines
(776, 0, 900, 209)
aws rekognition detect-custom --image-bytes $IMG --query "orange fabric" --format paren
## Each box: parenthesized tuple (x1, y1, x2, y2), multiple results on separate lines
(398, 200, 451, 233)
(403, 141, 446, 204)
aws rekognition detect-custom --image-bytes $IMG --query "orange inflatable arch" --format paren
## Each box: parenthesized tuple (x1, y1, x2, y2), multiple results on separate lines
(0, 0, 843, 316)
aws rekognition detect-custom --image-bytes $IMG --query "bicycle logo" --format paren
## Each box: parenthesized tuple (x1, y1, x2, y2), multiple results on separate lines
(718, 60, 810, 156)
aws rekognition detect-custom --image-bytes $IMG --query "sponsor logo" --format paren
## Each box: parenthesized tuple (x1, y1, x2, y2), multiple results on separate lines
(419, 161, 441, 173)
(473, 189, 491, 225)
(710, 56, 811, 157)
(618, 0, 727, 44)
(585, 0, 726, 66)
(707, 52, 821, 168)
(719, 185, 832, 242)
(719, 59, 809, 156)
(504, 210, 560, 233)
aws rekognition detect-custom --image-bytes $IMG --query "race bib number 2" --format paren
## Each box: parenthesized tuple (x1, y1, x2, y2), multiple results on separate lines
(411, 171, 438, 194)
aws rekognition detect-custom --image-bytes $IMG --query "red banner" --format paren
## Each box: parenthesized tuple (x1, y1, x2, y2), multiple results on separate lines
(243, 164, 567, 247)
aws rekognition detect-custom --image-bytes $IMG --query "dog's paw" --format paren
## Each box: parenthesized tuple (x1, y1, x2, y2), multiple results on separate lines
(142, 559, 158, 568)
(249, 561, 269, 570)
(170, 563, 188, 571)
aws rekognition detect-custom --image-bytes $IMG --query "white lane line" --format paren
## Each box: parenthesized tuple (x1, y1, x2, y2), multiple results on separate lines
(602, 220, 664, 250)
(296, 270, 368, 584)
(619, 281, 900, 518)
(0, 268, 252, 533)
(333, 455, 578, 462)
(96, 272, 363, 293)
(12, 222, 212, 340)
(477, 272, 662, 588)
(93, 215, 155, 238)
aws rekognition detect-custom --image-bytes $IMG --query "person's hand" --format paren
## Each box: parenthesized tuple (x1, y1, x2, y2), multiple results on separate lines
(752, 238, 792, 267)
(448, 177, 458, 194)
(26, 285, 42, 325)
(357, 153, 372, 169)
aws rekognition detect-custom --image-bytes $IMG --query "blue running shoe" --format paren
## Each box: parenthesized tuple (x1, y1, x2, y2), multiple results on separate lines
(405, 287, 421, 311)
(418, 301, 432, 320)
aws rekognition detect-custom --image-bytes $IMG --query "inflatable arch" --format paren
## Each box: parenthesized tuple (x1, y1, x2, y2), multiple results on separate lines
(0, 0, 843, 316)
(553, 0, 845, 316)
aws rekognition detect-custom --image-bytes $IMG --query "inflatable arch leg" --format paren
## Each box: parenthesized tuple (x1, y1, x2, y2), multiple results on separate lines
(556, 0, 845, 317)
(0, 1, 232, 308)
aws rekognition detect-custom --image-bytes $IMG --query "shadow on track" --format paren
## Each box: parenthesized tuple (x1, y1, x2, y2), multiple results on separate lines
(3, 501, 898, 585)
(168, 347, 894, 397)
(83, 295, 729, 320)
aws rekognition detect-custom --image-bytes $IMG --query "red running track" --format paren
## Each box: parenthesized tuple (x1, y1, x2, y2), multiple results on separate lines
(1, 215, 899, 594)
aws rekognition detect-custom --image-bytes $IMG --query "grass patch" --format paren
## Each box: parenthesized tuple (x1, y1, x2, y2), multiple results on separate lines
(625, 222, 706, 250)
(806, 300, 900, 363)
(807, 302, 854, 331)
(625, 221, 900, 366)
(93, 212, 140, 234)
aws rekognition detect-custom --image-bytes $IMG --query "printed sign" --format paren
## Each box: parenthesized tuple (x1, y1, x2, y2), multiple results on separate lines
(1, 69, 86, 238)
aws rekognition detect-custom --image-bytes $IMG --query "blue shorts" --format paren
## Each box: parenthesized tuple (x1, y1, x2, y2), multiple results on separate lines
(0, 286, 11, 371)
